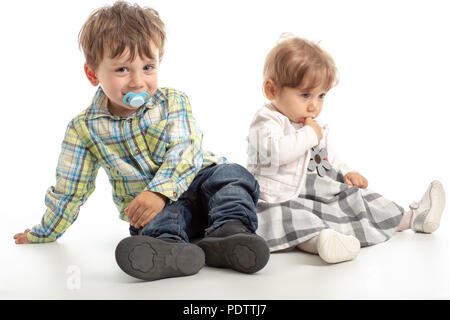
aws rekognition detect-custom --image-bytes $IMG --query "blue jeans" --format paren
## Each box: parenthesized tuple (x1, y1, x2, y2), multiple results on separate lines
(129, 163, 260, 242)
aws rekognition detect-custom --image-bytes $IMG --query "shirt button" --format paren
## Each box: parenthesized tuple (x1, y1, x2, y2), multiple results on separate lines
(173, 192, 177, 198)
(134, 149, 140, 155)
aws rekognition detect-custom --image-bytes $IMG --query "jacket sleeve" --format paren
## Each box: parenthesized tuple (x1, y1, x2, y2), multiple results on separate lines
(248, 110, 318, 169)
(269, 126, 318, 165)
(144, 92, 204, 201)
(27, 121, 100, 243)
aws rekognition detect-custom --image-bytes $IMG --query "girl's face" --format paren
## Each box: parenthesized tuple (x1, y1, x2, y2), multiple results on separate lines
(270, 85, 327, 124)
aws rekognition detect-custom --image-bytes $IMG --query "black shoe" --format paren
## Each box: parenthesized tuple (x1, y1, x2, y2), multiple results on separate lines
(196, 220, 270, 274)
(115, 236, 205, 281)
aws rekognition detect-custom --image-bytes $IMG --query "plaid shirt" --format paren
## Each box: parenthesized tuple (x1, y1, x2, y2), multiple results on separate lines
(28, 87, 226, 243)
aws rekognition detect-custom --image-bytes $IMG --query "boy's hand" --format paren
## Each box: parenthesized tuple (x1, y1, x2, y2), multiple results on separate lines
(344, 172, 368, 189)
(14, 229, 31, 244)
(304, 117, 323, 143)
(126, 191, 168, 228)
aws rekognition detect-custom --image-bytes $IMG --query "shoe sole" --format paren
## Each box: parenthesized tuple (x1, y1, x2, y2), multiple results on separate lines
(317, 229, 360, 264)
(115, 236, 205, 281)
(196, 234, 270, 274)
(422, 181, 446, 233)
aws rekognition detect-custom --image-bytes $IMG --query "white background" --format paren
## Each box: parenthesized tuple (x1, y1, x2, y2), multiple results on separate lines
(1, 0, 449, 299)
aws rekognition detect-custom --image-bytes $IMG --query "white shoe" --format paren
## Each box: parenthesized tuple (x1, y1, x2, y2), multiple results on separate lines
(410, 180, 446, 233)
(317, 229, 360, 264)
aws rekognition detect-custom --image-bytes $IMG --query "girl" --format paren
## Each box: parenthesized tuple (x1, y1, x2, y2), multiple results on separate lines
(247, 36, 446, 264)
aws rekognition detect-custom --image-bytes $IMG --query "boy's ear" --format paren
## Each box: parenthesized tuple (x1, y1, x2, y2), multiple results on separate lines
(84, 63, 99, 86)
(264, 79, 278, 100)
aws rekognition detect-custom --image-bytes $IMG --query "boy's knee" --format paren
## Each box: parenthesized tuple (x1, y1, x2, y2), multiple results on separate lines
(220, 163, 255, 181)
(215, 163, 260, 201)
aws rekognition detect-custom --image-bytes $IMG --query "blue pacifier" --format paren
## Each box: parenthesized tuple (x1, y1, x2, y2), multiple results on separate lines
(123, 91, 150, 108)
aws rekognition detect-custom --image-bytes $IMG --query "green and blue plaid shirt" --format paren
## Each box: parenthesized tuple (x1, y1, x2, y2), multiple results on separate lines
(28, 87, 226, 243)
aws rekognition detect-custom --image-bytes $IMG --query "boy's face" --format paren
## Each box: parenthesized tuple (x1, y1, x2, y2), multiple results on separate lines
(267, 81, 327, 124)
(85, 46, 160, 117)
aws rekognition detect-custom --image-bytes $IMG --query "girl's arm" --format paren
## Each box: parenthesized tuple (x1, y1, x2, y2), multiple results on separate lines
(248, 111, 318, 168)
(266, 126, 318, 165)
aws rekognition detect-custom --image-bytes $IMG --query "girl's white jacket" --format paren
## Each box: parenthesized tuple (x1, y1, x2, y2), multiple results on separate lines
(247, 104, 352, 204)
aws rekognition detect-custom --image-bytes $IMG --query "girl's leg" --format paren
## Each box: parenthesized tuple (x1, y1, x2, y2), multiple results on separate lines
(396, 210, 413, 232)
(297, 229, 360, 264)
(297, 236, 319, 254)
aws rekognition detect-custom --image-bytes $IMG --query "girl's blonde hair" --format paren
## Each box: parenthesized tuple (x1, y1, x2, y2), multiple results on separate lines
(263, 35, 338, 91)
(78, 1, 166, 70)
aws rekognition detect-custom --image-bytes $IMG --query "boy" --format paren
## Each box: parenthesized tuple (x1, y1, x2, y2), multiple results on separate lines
(14, 1, 269, 281)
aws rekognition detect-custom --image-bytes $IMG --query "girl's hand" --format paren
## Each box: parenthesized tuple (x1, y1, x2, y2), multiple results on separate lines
(14, 229, 31, 244)
(304, 117, 323, 143)
(344, 172, 368, 189)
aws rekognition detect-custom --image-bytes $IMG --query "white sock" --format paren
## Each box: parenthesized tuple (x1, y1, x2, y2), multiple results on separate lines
(396, 210, 412, 232)
(297, 236, 319, 254)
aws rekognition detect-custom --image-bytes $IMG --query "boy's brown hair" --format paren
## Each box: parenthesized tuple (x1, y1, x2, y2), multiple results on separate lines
(78, 1, 166, 70)
(263, 36, 338, 91)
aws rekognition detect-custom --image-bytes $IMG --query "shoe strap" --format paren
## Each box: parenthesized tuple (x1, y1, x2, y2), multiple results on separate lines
(409, 201, 428, 232)
(409, 201, 419, 210)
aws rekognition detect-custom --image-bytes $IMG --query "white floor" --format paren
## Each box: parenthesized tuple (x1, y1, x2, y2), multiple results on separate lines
(1, 0, 450, 301)
(3, 206, 450, 300)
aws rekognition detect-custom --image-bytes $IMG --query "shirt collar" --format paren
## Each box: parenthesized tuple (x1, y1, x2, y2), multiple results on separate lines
(86, 87, 167, 120)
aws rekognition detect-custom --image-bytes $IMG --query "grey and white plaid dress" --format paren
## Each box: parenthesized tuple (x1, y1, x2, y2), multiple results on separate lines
(256, 154, 404, 252)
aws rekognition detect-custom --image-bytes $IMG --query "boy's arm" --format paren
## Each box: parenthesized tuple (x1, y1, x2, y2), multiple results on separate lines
(26, 121, 100, 243)
(144, 92, 203, 201)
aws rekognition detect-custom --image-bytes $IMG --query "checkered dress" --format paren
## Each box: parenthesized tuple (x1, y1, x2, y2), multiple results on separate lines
(256, 157, 404, 252)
